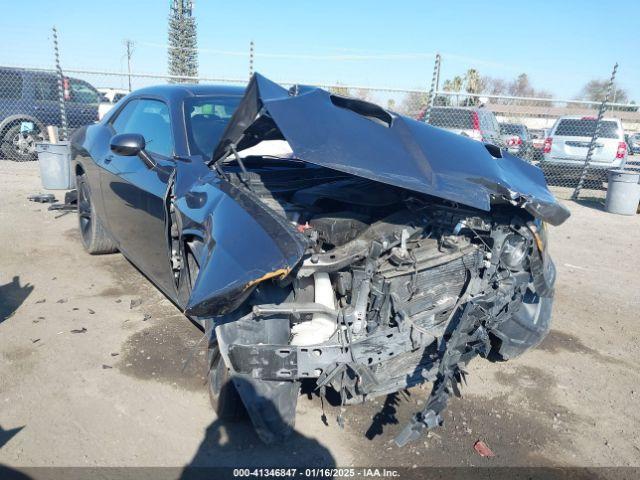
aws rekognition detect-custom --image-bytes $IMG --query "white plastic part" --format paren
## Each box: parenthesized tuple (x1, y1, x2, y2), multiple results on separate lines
(291, 272, 337, 346)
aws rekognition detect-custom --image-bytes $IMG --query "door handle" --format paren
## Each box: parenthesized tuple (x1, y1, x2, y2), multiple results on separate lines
(104, 155, 114, 164)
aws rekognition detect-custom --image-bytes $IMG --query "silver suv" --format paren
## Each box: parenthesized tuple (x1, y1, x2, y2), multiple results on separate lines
(542, 116, 627, 171)
(424, 106, 503, 146)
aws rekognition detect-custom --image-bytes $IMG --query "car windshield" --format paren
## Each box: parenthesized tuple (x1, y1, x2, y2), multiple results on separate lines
(554, 119, 620, 139)
(184, 96, 242, 158)
(428, 109, 473, 129)
(500, 124, 524, 135)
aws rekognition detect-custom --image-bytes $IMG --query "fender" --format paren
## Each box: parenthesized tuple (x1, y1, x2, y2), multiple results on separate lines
(168, 159, 307, 318)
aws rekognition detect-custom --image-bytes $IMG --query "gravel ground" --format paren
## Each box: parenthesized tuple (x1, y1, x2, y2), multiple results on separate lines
(1, 162, 639, 472)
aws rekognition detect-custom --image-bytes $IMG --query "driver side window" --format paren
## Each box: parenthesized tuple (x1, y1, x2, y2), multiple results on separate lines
(111, 98, 173, 158)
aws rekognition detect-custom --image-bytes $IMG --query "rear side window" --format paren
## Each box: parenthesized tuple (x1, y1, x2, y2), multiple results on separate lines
(554, 119, 620, 139)
(33, 76, 58, 101)
(428, 108, 473, 129)
(479, 111, 497, 133)
(69, 79, 100, 104)
(0, 71, 23, 99)
(111, 98, 173, 157)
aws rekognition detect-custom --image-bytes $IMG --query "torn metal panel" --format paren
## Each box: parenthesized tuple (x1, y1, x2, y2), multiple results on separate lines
(168, 164, 307, 317)
(213, 74, 569, 226)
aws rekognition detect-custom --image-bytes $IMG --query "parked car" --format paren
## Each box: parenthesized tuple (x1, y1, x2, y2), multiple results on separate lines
(0, 67, 101, 160)
(97, 88, 129, 120)
(500, 122, 532, 158)
(71, 75, 569, 446)
(421, 106, 503, 146)
(540, 116, 628, 181)
(627, 133, 640, 155)
(529, 128, 548, 161)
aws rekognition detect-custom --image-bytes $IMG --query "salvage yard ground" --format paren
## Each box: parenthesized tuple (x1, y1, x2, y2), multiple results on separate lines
(1, 161, 639, 469)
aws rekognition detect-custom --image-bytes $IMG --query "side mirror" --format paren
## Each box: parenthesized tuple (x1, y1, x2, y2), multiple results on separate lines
(110, 133, 155, 168)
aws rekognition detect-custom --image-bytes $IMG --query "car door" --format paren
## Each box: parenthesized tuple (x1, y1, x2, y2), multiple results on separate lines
(31, 74, 63, 128)
(99, 97, 177, 297)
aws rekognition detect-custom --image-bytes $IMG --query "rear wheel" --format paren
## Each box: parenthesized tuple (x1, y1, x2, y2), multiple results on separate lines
(1, 123, 41, 161)
(76, 172, 118, 254)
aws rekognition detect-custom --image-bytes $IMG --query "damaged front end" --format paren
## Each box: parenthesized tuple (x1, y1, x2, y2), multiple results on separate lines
(175, 74, 568, 445)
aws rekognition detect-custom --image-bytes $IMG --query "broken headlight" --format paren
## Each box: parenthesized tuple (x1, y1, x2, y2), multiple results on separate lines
(500, 234, 528, 270)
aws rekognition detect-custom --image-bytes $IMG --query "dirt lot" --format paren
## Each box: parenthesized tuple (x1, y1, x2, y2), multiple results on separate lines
(1, 162, 639, 471)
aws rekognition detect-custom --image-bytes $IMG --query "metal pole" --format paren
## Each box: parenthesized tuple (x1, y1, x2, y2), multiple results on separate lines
(435, 53, 441, 92)
(423, 53, 441, 124)
(52, 26, 68, 141)
(249, 40, 254, 79)
(572, 63, 618, 200)
(125, 40, 134, 92)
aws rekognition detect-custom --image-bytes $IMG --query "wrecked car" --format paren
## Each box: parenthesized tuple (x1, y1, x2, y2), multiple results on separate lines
(71, 74, 570, 446)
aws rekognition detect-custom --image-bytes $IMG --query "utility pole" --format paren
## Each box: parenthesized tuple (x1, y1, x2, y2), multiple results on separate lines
(124, 39, 134, 92)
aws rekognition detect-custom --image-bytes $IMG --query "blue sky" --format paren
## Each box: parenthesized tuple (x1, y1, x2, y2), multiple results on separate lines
(2, 0, 638, 101)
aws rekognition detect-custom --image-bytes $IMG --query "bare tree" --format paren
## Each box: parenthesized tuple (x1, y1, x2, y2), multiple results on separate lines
(508, 73, 535, 97)
(577, 79, 628, 103)
(398, 90, 428, 117)
(481, 76, 508, 96)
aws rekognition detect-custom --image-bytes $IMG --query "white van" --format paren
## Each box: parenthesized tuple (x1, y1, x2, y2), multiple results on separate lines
(542, 116, 627, 170)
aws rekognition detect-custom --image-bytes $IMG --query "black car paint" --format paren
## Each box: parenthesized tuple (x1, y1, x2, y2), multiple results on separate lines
(213, 75, 569, 227)
(72, 83, 307, 317)
(71, 75, 569, 445)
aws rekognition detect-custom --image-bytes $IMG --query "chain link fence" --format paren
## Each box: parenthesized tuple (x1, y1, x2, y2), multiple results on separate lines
(399, 90, 640, 200)
(1, 63, 638, 201)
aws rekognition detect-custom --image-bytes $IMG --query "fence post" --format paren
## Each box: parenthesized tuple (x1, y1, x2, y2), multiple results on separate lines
(572, 63, 618, 200)
(423, 53, 441, 124)
(249, 40, 254, 79)
(52, 26, 69, 141)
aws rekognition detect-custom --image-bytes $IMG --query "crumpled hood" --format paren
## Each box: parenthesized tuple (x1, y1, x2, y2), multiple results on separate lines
(212, 74, 570, 226)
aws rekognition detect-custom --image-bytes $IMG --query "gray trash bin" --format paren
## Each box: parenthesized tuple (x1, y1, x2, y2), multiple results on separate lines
(35, 141, 75, 190)
(605, 169, 640, 216)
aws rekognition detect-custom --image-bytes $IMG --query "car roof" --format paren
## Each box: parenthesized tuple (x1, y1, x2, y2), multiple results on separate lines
(432, 106, 484, 111)
(0, 66, 91, 84)
(556, 115, 622, 122)
(132, 83, 246, 101)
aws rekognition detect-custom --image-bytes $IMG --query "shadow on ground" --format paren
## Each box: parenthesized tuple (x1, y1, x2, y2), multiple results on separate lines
(0, 276, 33, 325)
(182, 379, 335, 476)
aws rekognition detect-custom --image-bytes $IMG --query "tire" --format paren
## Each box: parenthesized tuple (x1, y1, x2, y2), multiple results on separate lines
(1, 123, 41, 161)
(207, 343, 247, 421)
(76, 172, 118, 254)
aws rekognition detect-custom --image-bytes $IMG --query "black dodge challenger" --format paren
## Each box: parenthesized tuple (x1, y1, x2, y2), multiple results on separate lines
(70, 74, 570, 446)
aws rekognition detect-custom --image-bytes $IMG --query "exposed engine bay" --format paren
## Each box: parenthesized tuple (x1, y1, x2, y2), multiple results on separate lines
(211, 158, 556, 445)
